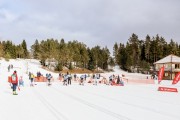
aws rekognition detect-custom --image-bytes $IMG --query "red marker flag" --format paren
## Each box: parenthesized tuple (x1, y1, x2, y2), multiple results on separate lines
(158, 66, 164, 84)
(172, 72, 180, 84)
(18, 86, 20, 91)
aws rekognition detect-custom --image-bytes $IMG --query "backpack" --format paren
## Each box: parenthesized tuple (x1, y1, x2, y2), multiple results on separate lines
(11, 74, 16, 82)
(31, 74, 34, 79)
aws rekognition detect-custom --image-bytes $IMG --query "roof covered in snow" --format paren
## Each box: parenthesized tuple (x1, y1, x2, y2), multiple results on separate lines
(154, 54, 180, 64)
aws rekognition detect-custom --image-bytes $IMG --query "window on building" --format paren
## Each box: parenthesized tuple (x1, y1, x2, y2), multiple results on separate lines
(175, 64, 180, 69)
(165, 73, 168, 77)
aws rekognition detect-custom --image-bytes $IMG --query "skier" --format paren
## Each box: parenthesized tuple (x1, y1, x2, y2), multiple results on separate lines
(80, 74, 85, 85)
(63, 74, 68, 86)
(109, 75, 113, 85)
(67, 74, 72, 85)
(8, 65, 10, 72)
(92, 74, 95, 79)
(37, 71, 41, 77)
(93, 74, 98, 85)
(116, 75, 120, 84)
(47, 73, 52, 86)
(117, 75, 124, 86)
(84, 74, 87, 81)
(30, 73, 35, 87)
(59, 73, 62, 81)
(74, 74, 77, 81)
(19, 76, 24, 87)
(11, 70, 18, 95)
(28, 72, 31, 80)
(97, 74, 100, 79)
(11, 64, 13, 69)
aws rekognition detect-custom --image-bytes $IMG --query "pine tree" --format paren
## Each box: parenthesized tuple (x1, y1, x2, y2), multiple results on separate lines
(16, 45, 24, 58)
(87, 48, 95, 70)
(31, 39, 40, 59)
(168, 39, 178, 55)
(0, 43, 4, 57)
(145, 35, 151, 63)
(113, 42, 118, 64)
(108, 57, 115, 67)
(21, 40, 28, 58)
(128, 33, 139, 67)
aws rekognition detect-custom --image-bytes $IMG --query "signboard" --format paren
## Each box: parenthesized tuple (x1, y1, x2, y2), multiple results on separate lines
(158, 87, 178, 92)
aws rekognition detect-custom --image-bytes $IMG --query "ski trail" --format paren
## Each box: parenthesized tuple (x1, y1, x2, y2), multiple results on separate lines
(73, 86, 180, 107)
(32, 88, 69, 120)
(67, 86, 180, 120)
(50, 86, 131, 120)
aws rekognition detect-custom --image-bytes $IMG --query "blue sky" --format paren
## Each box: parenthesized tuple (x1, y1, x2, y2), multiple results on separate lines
(0, 0, 180, 52)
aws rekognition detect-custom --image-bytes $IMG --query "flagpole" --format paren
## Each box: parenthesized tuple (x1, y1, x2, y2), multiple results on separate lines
(171, 54, 172, 80)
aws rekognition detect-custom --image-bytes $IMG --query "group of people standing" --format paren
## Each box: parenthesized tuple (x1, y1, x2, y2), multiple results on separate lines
(9, 70, 25, 95)
(59, 72, 72, 86)
(109, 74, 124, 86)
(58, 72, 125, 86)
(29, 72, 53, 86)
(9, 69, 124, 95)
(59, 72, 87, 86)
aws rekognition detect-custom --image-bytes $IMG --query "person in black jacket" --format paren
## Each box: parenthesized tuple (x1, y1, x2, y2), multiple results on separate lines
(67, 74, 72, 85)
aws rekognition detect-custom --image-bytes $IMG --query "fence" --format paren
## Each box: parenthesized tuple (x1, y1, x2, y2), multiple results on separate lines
(122, 77, 155, 84)
(34, 76, 47, 82)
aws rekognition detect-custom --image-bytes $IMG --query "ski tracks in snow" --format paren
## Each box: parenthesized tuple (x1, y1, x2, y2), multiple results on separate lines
(32, 89, 69, 120)
(50, 86, 131, 120)
(69, 86, 180, 120)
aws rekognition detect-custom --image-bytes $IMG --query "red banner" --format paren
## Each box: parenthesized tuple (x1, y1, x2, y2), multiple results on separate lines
(158, 87, 178, 92)
(158, 66, 164, 84)
(172, 72, 180, 84)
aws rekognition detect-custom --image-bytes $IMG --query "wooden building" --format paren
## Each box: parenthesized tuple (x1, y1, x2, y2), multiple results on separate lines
(154, 54, 180, 80)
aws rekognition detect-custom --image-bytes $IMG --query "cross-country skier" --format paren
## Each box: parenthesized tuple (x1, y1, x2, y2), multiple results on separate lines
(30, 73, 35, 87)
(63, 74, 68, 86)
(47, 73, 52, 86)
(19, 76, 24, 87)
(80, 74, 85, 85)
(74, 74, 77, 81)
(11, 70, 18, 95)
(8, 65, 10, 72)
(67, 74, 72, 85)
(93, 74, 98, 85)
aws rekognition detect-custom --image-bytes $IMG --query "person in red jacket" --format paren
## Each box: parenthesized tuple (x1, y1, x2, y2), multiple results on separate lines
(11, 70, 18, 95)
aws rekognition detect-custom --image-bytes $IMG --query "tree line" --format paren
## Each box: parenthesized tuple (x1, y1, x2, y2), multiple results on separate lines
(0, 40, 28, 60)
(113, 33, 180, 72)
(0, 33, 179, 73)
(31, 39, 111, 71)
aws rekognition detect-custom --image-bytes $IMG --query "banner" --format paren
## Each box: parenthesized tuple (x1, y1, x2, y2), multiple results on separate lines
(158, 66, 164, 84)
(172, 72, 180, 84)
(158, 87, 178, 92)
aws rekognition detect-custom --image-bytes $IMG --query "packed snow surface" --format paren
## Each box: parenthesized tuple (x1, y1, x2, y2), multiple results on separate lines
(0, 59, 180, 120)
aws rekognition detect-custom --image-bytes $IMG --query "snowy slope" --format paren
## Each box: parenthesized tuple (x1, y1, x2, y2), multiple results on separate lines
(0, 59, 180, 120)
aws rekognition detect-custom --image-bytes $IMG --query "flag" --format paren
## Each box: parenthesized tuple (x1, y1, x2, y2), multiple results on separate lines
(158, 66, 164, 84)
(18, 86, 20, 91)
(172, 72, 180, 84)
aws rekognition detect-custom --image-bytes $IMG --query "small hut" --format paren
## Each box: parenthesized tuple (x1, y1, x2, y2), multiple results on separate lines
(154, 54, 180, 80)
